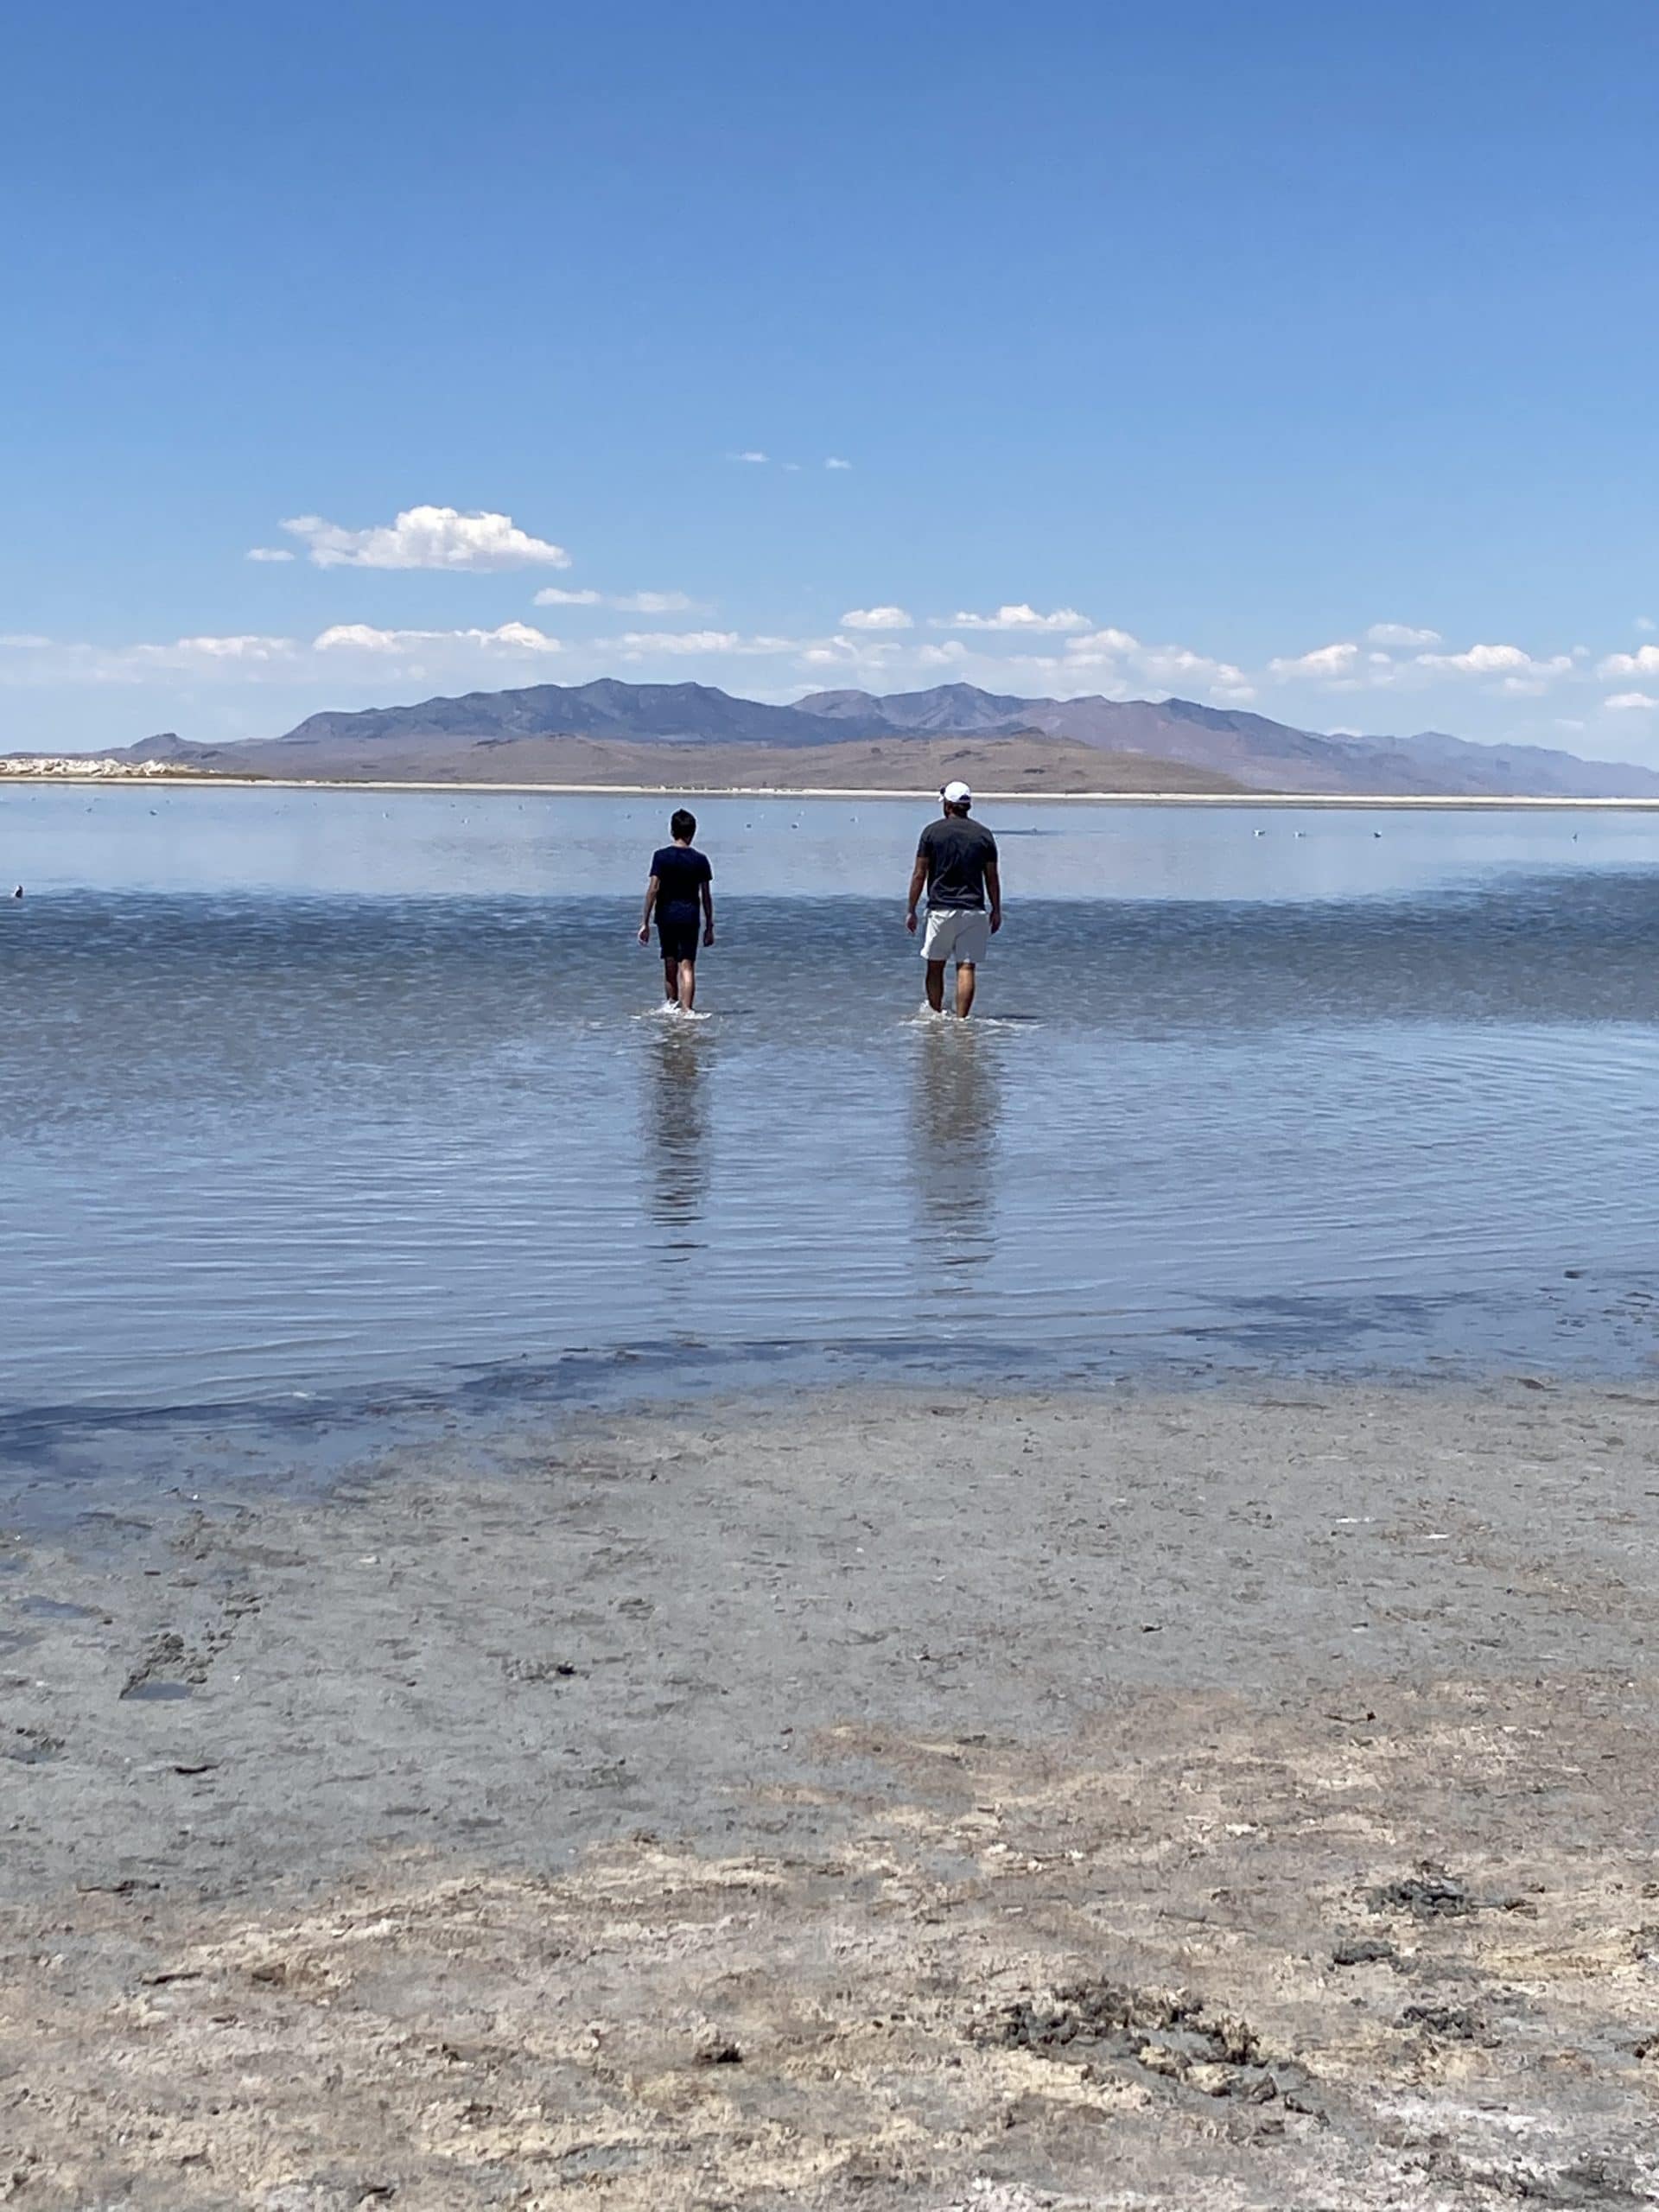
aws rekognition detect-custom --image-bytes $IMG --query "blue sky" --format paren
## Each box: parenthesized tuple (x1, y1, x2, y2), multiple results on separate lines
(6, 0, 1659, 759)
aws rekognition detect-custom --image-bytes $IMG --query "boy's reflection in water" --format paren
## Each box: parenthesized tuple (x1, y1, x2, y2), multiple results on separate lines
(645, 1024, 709, 1247)
(910, 1021, 1001, 1274)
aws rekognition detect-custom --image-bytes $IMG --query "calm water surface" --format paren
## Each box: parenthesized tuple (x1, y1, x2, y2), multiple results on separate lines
(5, 785, 1659, 1422)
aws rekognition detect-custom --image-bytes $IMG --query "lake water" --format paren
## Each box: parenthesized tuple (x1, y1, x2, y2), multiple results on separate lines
(6, 785, 1659, 1438)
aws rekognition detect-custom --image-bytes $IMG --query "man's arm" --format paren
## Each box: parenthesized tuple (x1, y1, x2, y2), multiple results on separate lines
(638, 874, 658, 944)
(701, 873, 715, 946)
(906, 850, 929, 935)
(985, 857, 1002, 933)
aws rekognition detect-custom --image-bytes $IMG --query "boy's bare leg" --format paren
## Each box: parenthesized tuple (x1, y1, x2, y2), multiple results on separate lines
(678, 958, 696, 1013)
(956, 961, 977, 1018)
(662, 956, 678, 1004)
(925, 959, 947, 1013)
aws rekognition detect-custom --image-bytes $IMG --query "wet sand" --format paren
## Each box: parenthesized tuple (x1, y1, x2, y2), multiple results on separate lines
(4, 1379, 1659, 2207)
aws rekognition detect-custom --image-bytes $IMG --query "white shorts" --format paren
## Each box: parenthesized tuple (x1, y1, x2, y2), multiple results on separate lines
(922, 906, 990, 964)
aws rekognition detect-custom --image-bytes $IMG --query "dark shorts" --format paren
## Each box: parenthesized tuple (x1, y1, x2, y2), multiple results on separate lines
(658, 909, 700, 963)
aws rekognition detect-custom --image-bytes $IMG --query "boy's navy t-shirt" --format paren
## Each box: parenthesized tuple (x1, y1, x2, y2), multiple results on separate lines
(652, 844, 711, 918)
(917, 816, 997, 909)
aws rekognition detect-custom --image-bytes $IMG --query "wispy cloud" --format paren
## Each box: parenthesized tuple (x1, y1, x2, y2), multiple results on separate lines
(1605, 690, 1659, 711)
(245, 546, 296, 563)
(1597, 645, 1659, 679)
(533, 588, 696, 613)
(314, 621, 562, 656)
(938, 604, 1092, 633)
(606, 630, 805, 658)
(0, 632, 302, 684)
(728, 450, 850, 474)
(1056, 626, 1254, 703)
(279, 505, 571, 571)
(840, 606, 912, 631)
(1255, 635, 1578, 699)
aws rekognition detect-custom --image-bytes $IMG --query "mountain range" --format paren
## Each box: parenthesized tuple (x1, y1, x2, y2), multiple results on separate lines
(85, 677, 1659, 798)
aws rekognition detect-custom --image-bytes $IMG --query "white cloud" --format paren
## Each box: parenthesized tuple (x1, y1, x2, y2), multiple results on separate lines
(1637, 617, 1656, 633)
(1414, 641, 1560, 677)
(840, 606, 913, 631)
(1063, 626, 1140, 658)
(0, 632, 302, 684)
(795, 633, 906, 671)
(730, 450, 769, 464)
(939, 604, 1092, 633)
(607, 630, 802, 658)
(1135, 645, 1254, 701)
(1597, 644, 1659, 679)
(532, 588, 695, 613)
(1605, 690, 1659, 711)
(245, 546, 296, 563)
(1415, 642, 1528, 675)
(157, 634, 292, 661)
(824, 456, 852, 470)
(280, 505, 571, 571)
(1268, 641, 1363, 682)
(1364, 621, 1440, 647)
(313, 622, 561, 656)
(613, 629, 740, 655)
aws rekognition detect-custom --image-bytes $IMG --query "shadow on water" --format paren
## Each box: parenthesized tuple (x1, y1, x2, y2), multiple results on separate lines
(642, 1022, 710, 1248)
(910, 1021, 1001, 1274)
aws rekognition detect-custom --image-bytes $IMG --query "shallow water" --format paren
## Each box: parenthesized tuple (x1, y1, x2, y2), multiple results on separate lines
(5, 785, 1659, 1424)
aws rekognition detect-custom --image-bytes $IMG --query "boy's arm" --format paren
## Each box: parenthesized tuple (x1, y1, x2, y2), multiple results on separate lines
(986, 858, 1002, 932)
(638, 874, 658, 944)
(905, 846, 929, 934)
(701, 873, 715, 944)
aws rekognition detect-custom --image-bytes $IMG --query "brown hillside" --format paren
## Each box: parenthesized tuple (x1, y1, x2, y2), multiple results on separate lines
(219, 729, 1247, 795)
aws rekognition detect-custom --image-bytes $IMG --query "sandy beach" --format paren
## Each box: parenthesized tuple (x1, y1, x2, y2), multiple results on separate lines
(5, 1377, 1659, 2208)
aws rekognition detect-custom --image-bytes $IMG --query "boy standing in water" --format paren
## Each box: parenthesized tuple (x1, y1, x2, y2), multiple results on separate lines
(906, 780, 1001, 1016)
(639, 808, 715, 1012)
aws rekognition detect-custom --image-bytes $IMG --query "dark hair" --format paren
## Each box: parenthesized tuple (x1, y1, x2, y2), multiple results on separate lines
(671, 808, 696, 842)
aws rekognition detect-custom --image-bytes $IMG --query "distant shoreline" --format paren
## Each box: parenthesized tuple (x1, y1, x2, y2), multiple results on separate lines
(10, 774, 1659, 818)
(6, 771, 1659, 810)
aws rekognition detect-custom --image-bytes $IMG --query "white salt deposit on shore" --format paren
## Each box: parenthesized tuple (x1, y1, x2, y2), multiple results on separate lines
(5, 1378, 1659, 2207)
(0, 754, 181, 779)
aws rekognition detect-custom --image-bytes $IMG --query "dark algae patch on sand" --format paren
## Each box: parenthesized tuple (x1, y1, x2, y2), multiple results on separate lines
(4, 1382, 1659, 2205)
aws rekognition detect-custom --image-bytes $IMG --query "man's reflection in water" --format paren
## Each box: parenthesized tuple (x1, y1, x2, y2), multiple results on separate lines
(645, 1024, 709, 1247)
(910, 1021, 1001, 1273)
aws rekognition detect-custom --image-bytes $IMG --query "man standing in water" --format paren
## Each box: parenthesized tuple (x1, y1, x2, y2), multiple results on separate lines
(639, 808, 715, 1012)
(906, 780, 1001, 1016)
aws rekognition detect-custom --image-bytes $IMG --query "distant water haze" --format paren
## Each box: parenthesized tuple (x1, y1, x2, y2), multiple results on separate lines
(5, 787, 1659, 1422)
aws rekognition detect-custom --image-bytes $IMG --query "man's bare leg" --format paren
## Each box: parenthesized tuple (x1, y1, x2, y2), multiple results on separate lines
(662, 957, 679, 1005)
(925, 959, 947, 1014)
(677, 957, 696, 1013)
(956, 960, 977, 1018)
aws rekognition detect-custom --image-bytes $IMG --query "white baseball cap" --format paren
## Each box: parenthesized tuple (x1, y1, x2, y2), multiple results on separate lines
(941, 779, 972, 807)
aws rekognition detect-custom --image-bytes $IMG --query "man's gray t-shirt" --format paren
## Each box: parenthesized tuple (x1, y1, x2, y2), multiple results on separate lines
(918, 816, 997, 910)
